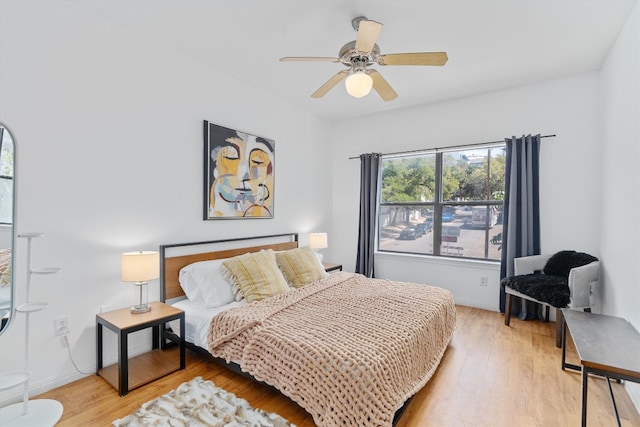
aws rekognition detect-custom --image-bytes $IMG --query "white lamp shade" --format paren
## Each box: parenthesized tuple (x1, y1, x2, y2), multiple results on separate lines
(345, 72, 373, 98)
(122, 251, 159, 282)
(309, 233, 328, 250)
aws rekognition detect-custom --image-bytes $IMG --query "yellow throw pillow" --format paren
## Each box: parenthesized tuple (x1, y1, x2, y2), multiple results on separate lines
(275, 246, 327, 288)
(221, 250, 290, 303)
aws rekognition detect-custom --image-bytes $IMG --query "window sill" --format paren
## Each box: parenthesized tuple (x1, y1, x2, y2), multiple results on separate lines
(375, 251, 500, 270)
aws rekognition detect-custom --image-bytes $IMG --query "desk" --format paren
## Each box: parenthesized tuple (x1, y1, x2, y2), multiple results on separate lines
(561, 309, 640, 427)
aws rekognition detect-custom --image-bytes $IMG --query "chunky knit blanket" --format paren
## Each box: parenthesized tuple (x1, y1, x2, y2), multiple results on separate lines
(208, 272, 456, 427)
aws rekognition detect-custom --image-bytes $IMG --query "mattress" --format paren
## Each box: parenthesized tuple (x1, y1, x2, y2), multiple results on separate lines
(169, 299, 245, 348)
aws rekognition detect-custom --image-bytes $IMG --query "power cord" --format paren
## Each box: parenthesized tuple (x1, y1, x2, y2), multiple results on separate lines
(63, 335, 93, 375)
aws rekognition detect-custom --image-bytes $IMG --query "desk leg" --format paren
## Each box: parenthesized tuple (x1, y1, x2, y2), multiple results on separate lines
(96, 322, 103, 373)
(581, 368, 589, 427)
(606, 377, 622, 427)
(561, 318, 581, 372)
(118, 330, 129, 396)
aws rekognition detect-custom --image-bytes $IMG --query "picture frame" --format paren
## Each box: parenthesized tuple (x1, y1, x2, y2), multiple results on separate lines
(203, 121, 275, 220)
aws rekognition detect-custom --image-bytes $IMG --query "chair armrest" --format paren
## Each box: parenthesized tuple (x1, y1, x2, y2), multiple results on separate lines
(567, 261, 600, 309)
(514, 254, 551, 276)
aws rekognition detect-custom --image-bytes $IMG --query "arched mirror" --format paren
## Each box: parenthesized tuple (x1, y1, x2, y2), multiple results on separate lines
(0, 122, 15, 336)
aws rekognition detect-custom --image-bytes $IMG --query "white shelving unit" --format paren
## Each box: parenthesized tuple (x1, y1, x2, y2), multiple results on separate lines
(0, 233, 63, 426)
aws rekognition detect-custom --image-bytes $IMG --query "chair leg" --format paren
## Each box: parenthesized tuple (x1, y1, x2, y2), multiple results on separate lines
(555, 308, 563, 348)
(505, 293, 512, 326)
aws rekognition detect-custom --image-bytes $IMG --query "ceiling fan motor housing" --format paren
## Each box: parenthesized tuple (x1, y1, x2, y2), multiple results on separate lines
(339, 41, 380, 68)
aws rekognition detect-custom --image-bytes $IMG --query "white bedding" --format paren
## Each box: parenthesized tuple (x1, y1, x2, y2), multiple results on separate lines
(169, 299, 245, 348)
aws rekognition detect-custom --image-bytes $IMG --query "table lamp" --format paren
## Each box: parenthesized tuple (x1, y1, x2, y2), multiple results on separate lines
(121, 251, 159, 314)
(309, 232, 328, 262)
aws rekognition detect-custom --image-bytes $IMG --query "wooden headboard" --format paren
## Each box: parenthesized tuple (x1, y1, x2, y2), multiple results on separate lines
(159, 233, 298, 302)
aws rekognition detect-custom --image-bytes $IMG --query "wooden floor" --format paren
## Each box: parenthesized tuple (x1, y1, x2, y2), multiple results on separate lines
(36, 305, 640, 426)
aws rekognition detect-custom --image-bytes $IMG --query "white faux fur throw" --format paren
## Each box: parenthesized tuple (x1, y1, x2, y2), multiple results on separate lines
(112, 376, 294, 427)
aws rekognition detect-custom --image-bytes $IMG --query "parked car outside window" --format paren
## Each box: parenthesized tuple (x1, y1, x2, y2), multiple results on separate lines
(415, 222, 432, 235)
(442, 207, 455, 222)
(398, 227, 418, 240)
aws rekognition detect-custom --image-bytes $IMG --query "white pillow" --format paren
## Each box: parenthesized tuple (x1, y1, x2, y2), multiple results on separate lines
(178, 259, 236, 307)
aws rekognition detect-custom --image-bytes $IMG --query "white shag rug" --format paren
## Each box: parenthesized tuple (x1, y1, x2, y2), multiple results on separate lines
(112, 377, 296, 427)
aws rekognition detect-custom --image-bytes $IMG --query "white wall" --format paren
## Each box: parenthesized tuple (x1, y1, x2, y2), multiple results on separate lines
(330, 73, 603, 311)
(0, 1, 333, 403)
(600, 0, 640, 409)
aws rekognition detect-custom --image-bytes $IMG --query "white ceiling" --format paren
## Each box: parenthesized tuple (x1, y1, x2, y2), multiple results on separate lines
(75, 0, 637, 122)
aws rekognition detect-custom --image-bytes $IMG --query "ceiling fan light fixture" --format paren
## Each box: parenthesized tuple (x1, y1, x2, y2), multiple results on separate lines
(345, 71, 373, 98)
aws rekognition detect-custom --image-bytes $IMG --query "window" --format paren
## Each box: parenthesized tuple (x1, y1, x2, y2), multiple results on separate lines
(0, 130, 14, 225)
(377, 145, 505, 261)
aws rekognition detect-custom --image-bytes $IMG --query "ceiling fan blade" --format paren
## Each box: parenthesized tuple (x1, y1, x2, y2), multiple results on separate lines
(311, 70, 350, 98)
(368, 69, 398, 101)
(355, 20, 383, 52)
(280, 57, 340, 63)
(378, 52, 448, 66)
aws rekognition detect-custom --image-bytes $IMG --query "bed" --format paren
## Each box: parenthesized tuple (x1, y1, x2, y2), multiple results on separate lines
(160, 233, 455, 427)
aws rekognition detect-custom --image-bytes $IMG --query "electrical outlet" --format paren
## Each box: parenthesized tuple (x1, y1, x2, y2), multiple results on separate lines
(480, 276, 488, 287)
(53, 316, 70, 336)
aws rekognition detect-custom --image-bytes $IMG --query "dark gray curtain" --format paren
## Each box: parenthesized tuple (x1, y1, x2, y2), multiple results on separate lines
(499, 134, 541, 319)
(355, 153, 380, 278)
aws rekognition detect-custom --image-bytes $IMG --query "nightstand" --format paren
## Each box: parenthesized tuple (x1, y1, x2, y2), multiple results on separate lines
(322, 262, 343, 273)
(96, 301, 185, 396)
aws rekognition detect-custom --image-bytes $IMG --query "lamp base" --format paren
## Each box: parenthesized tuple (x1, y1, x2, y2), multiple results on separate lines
(131, 281, 150, 314)
(130, 304, 151, 314)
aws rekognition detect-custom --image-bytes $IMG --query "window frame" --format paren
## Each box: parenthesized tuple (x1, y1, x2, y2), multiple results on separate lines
(377, 145, 505, 262)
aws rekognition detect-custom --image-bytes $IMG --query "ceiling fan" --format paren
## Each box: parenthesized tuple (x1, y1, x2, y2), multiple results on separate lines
(280, 16, 448, 101)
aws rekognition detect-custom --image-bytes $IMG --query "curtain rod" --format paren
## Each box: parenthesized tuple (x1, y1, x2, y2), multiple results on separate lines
(348, 134, 556, 159)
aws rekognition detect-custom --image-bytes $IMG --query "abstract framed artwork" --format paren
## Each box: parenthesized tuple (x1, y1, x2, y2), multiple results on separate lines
(203, 121, 275, 219)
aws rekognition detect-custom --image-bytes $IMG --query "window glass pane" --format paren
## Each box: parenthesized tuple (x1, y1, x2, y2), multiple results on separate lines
(442, 148, 505, 202)
(440, 204, 502, 260)
(378, 205, 433, 255)
(380, 154, 436, 203)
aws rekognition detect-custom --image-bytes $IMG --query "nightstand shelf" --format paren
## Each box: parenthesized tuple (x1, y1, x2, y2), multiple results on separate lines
(96, 301, 185, 396)
(97, 347, 182, 392)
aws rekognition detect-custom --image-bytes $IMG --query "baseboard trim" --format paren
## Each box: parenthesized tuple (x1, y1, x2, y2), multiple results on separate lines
(0, 342, 149, 406)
